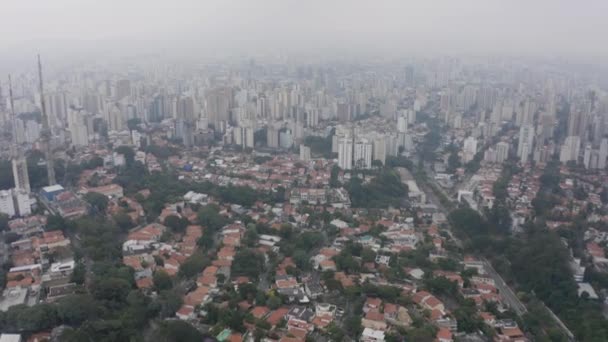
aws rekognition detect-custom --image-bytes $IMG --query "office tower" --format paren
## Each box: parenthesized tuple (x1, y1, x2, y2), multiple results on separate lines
(300, 145, 311, 161)
(338, 136, 353, 170)
(560, 136, 581, 163)
(0, 190, 16, 217)
(354, 139, 373, 169)
(599, 138, 608, 169)
(517, 125, 535, 162)
(8, 76, 31, 193)
(115, 79, 131, 100)
(496, 142, 510, 163)
(463, 136, 478, 163)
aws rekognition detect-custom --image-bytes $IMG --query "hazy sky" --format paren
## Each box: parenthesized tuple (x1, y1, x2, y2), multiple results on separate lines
(2, 0, 608, 62)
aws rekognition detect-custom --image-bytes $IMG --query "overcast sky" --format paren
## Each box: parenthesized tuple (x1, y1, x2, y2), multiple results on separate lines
(2, 0, 608, 64)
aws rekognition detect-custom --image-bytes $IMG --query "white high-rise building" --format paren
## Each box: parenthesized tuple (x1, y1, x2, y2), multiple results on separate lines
(518, 125, 535, 162)
(279, 129, 293, 149)
(559, 136, 581, 163)
(372, 137, 387, 166)
(13, 189, 31, 216)
(583, 143, 592, 169)
(599, 138, 608, 169)
(397, 116, 408, 133)
(463, 136, 478, 163)
(267, 125, 280, 148)
(12, 157, 30, 193)
(71, 123, 89, 147)
(0, 190, 15, 217)
(354, 139, 373, 169)
(338, 136, 353, 170)
(496, 142, 510, 163)
(300, 145, 311, 161)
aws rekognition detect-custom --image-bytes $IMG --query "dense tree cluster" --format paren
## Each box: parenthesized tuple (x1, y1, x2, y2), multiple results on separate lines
(347, 169, 408, 208)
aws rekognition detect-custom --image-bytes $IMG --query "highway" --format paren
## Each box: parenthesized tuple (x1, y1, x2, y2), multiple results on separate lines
(481, 258, 527, 316)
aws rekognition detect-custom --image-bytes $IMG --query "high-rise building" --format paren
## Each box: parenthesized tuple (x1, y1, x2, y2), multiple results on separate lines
(205, 87, 232, 130)
(13, 189, 31, 216)
(560, 136, 581, 163)
(267, 125, 280, 148)
(300, 145, 311, 161)
(496, 141, 510, 163)
(372, 137, 387, 166)
(0, 190, 15, 217)
(338, 136, 353, 170)
(279, 129, 293, 149)
(354, 139, 373, 169)
(517, 125, 535, 162)
(12, 158, 30, 193)
(583, 143, 592, 169)
(463, 136, 478, 163)
(599, 138, 608, 169)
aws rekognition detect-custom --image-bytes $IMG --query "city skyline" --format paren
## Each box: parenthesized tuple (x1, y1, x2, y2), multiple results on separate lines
(2, 0, 608, 72)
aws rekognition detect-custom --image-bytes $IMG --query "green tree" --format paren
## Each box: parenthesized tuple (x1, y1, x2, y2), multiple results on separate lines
(56, 294, 99, 325)
(267, 295, 282, 310)
(157, 320, 204, 342)
(179, 252, 210, 279)
(84, 192, 109, 213)
(154, 270, 173, 291)
(164, 214, 189, 233)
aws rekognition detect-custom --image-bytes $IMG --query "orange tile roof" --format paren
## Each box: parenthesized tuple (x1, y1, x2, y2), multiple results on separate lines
(266, 307, 289, 326)
(437, 327, 452, 340)
(251, 306, 270, 319)
(136, 277, 154, 289)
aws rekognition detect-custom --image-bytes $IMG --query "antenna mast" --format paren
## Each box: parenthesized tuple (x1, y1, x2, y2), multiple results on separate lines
(37, 55, 56, 186)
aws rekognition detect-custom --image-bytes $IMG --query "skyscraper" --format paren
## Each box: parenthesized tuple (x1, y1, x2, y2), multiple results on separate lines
(354, 139, 373, 169)
(517, 125, 535, 163)
(338, 136, 353, 170)
(496, 141, 510, 163)
(463, 136, 478, 163)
